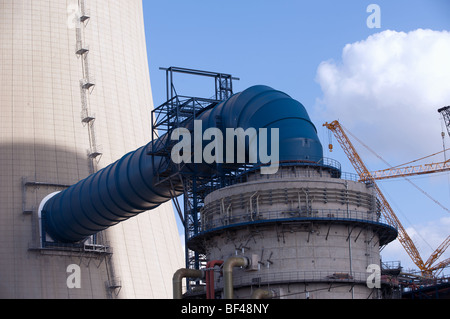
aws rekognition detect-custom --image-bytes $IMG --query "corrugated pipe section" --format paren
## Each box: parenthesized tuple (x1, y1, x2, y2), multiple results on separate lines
(42, 85, 323, 243)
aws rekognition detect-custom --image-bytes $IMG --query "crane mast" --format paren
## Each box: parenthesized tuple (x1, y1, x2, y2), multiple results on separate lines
(323, 121, 428, 271)
(424, 236, 450, 270)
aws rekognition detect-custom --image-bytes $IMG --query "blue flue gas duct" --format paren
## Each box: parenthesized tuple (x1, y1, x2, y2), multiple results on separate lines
(42, 85, 326, 243)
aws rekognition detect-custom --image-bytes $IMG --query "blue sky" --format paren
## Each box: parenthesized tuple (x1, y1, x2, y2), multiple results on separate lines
(142, 1, 450, 273)
(143, 0, 449, 106)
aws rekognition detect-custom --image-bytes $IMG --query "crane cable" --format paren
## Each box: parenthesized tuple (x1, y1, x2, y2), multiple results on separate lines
(339, 124, 447, 255)
(388, 148, 450, 169)
(342, 125, 450, 214)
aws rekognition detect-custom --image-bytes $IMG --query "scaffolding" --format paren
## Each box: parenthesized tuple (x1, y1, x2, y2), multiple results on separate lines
(148, 67, 240, 278)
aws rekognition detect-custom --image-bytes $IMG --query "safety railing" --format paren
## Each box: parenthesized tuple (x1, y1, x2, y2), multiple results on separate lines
(196, 207, 396, 237)
(215, 270, 372, 289)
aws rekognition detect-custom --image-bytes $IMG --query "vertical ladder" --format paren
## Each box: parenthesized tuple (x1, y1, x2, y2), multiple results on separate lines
(76, 0, 102, 172)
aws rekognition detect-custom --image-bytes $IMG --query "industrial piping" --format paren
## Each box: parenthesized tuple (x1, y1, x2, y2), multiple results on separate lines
(41, 85, 324, 243)
(172, 268, 205, 299)
(251, 289, 275, 299)
(223, 256, 249, 299)
(206, 260, 223, 299)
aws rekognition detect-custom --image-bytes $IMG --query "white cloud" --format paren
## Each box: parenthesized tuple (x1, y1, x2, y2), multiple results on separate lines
(316, 29, 450, 165)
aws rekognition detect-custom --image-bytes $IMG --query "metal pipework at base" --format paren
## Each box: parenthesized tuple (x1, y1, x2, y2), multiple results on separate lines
(223, 256, 249, 299)
(172, 268, 205, 299)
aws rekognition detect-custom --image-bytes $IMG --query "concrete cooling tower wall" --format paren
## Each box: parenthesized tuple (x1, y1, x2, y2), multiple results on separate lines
(0, 0, 184, 298)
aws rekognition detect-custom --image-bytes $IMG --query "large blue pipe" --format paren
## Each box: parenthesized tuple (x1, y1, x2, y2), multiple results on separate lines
(42, 85, 324, 243)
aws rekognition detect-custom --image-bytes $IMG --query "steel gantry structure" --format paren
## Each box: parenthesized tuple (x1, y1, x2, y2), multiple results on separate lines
(323, 120, 450, 277)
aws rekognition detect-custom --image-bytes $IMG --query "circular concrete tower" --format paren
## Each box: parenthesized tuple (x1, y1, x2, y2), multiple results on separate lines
(0, 0, 183, 298)
(178, 86, 399, 299)
(190, 164, 397, 299)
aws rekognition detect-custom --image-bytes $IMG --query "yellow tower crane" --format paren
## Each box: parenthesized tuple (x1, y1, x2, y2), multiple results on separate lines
(363, 158, 450, 182)
(323, 120, 449, 277)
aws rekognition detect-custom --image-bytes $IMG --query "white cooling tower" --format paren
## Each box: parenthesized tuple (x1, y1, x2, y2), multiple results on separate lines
(0, 0, 184, 298)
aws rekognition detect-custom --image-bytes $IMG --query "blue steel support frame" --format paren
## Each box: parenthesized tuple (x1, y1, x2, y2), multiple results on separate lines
(149, 67, 240, 277)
